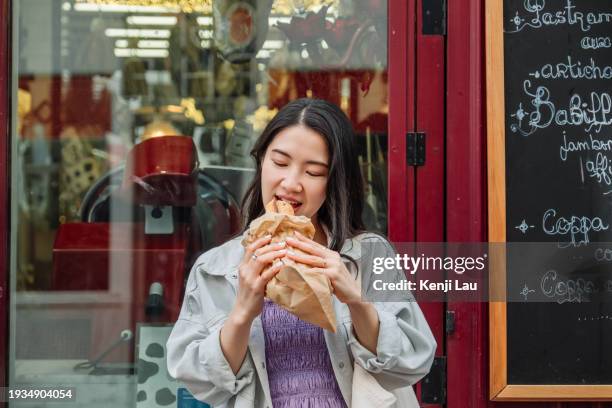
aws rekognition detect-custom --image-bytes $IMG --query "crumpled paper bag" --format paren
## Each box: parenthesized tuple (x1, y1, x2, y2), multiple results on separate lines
(241, 198, 337, 332)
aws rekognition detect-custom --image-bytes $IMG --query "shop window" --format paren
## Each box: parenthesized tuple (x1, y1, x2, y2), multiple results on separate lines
(11, 0, 389, 405)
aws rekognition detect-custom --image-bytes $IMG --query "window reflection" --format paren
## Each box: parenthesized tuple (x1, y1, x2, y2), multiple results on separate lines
(12, 0, 389, 404)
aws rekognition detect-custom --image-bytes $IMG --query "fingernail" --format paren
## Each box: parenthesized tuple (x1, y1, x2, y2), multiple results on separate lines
(265, 234, 272, 239)
(293, 231, 301, 236)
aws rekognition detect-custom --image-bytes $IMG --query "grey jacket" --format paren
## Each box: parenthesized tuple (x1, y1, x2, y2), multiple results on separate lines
(166, 233, 437, 408)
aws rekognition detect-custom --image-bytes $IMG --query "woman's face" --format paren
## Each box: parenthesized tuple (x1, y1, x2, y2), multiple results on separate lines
(261, 125, 329, 222)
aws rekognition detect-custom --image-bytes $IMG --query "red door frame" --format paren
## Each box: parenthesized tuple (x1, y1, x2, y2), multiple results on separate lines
(388, 0, 415, 243)
(389, 0, 445, 406)
(1, 0, 10, 399)
(446, 0, 488, 407)
(415, 0, 445, 407)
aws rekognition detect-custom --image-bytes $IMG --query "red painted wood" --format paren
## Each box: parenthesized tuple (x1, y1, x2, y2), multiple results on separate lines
(415, 1, 445, 406)
(415, 0, 445, 242)
(389, 4, 446, 405)
(388, 0, 415, 243)
(0, 0, 9, 399)
(445, 0, 489, 407)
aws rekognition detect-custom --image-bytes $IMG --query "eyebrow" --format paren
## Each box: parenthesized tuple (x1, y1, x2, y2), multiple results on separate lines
(271, 148, 329, 168)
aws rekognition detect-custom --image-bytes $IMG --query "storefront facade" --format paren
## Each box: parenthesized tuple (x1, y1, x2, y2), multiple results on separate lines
(1, 0, 581, 407)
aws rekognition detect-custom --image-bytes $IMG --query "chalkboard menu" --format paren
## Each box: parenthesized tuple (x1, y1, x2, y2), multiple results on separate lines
(488, 0, 612, 400)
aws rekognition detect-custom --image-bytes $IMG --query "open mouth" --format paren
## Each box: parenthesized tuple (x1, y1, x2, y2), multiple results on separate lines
(275, 195, 302, 211)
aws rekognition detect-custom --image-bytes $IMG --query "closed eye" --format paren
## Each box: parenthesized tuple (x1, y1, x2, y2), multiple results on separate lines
(306, 171, 325, 177)
(273, 161, 288, 167)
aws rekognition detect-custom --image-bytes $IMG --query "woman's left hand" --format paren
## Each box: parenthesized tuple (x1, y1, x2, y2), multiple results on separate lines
(285, 231, 362, 305)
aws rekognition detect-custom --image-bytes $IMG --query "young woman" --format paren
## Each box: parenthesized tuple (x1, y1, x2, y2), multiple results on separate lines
(167, 98, 436, 408)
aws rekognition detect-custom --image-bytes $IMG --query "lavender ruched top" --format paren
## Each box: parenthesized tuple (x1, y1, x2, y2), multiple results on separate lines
(261, 298, 347, 408)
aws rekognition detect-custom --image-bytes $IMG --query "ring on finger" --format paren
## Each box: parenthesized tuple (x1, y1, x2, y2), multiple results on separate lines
(252, 253, 258, 261)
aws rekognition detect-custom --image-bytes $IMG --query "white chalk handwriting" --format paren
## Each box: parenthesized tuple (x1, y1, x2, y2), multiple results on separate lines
(506, 0, 612, 34)
(520, 283, 536, 300)
(581, 35, 612, 50)
(530, 56, 612, 80)
(510, 80, 612, 136)
(594, 248, 612, 262)
(559, 132, 612, 162)
(585, 152, 612, 186)
(515, 219, 535, 234)
(542, 208, 609, 248)
(540, 269, 596, 303)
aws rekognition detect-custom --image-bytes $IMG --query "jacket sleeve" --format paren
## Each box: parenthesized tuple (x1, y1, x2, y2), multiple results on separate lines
(346, 236, 437, 387)
(166, 262, 256, 405)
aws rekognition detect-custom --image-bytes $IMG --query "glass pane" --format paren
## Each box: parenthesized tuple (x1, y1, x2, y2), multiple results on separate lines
(11, 0, 389, 405)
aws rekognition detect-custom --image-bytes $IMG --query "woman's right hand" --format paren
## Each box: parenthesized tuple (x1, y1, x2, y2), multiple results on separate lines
(231, 234, 287, 324)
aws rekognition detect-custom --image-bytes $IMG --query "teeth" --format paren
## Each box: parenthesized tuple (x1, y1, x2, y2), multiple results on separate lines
(277, 196, 300, 205)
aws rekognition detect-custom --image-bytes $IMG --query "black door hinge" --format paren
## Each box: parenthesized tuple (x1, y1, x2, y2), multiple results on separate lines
(421, 356, 447, 405)
(446, 310, 455, 335)
(406, 132, 426, 167)
(422, 0, 447, 35)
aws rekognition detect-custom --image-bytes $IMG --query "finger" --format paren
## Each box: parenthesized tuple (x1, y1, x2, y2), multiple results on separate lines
(244, 235, 272, 258)
(286, 250, 327, 268)
(285, 235, 327, 257)
(259, 260, 284, 283)
(294, 230, 329, 249)
(252, 248, 288, 269)
(309, 267, 331, 276)
(253, 240, 287, 258)
(293, 230, 326, 247)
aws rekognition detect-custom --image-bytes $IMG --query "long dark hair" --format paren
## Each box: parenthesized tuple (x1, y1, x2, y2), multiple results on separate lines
(240, 98, 366, 251)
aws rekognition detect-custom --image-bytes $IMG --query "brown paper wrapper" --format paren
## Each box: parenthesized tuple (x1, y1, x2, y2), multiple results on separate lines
(241, 198, 337, 332)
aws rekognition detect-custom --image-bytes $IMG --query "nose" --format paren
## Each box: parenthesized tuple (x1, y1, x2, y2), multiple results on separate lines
(279, 169, 303, 193)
